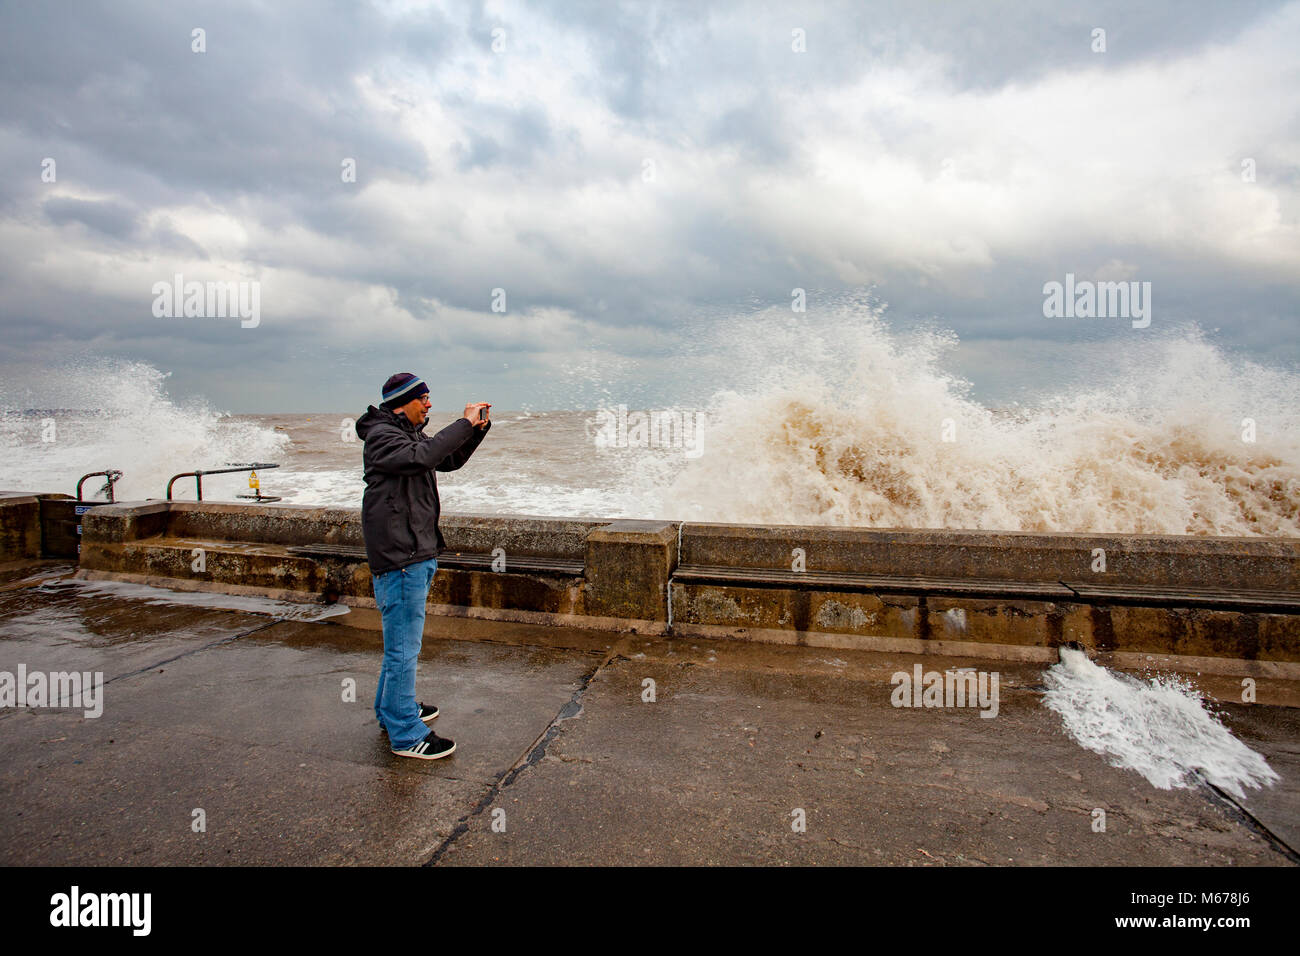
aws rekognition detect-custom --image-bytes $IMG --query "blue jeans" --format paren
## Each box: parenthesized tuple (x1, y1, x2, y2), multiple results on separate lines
(372, 558, 437, 749)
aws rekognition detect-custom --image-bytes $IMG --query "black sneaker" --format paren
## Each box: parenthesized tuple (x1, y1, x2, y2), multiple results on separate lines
(392, 731, 456, 760)
(378, 703, 438, 734)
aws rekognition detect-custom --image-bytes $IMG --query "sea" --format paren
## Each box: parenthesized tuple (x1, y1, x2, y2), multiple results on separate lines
(3, 309, 1298, 535)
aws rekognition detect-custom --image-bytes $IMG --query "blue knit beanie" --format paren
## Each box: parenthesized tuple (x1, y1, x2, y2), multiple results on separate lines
(381, 372, 429, 409)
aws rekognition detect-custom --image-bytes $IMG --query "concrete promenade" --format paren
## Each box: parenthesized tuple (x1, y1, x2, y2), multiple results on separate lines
(0, 558, 1295, 866)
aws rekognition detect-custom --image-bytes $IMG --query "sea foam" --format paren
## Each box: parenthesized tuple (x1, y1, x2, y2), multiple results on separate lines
(1042, 648, 1278, 800)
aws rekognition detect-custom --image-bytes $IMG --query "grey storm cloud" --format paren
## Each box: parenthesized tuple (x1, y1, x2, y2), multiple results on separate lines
(452, 100, 553, 170)
(0, 0, 1297, 412)
(42, 196, 139, 237)
(0, 1, 435, 196)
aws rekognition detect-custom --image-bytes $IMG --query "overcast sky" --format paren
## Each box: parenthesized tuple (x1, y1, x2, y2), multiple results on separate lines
(1, 0, 1296, 412)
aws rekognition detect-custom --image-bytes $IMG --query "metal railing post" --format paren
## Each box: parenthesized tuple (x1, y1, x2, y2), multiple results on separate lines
(76, 469, 124, 502)
(165, 463, 279, 502)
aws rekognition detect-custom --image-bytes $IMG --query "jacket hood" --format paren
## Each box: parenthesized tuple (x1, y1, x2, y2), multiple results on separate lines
(355, 404, 425, 441)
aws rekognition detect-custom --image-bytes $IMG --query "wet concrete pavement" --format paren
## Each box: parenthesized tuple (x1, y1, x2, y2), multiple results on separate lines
(1, 560, 1296, 866)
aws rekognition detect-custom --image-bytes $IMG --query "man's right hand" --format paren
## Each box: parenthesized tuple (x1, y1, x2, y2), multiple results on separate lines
(463, 402, 490, 427)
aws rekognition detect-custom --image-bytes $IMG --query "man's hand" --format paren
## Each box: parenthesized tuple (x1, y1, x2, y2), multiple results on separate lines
(463, 402, 491, 428)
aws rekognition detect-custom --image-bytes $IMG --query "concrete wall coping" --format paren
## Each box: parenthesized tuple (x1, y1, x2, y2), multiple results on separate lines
(677, 522, 1300, 590)
(89, 500, 171, 516)
(0, 494, 40, 505)
(588, 520, 680, 544)
(678, 521, 1300, 549)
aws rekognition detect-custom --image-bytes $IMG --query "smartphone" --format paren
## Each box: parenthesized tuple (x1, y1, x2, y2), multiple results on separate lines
(478, 405, 489, 422)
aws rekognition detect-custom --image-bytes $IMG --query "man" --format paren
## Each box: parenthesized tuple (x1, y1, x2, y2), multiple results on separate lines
(355, 372, 491, 760)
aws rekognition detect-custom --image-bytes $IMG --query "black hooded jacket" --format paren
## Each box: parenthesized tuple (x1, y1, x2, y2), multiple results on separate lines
(355, 405, 491, 575)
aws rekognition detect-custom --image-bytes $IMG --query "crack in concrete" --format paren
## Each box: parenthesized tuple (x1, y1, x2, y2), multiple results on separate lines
(99, 619, 284, 688)
(423, 646, 619, 866)
(1194, 773, 1300, 864)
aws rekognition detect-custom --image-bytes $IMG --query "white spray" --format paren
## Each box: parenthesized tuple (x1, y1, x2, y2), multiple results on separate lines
(1042, 648, 1278, 800)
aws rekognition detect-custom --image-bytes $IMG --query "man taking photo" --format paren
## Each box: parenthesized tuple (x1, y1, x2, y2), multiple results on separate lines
(355, 372, 491, 760)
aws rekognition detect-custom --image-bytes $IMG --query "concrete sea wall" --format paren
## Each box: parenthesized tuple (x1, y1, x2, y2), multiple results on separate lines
(2, 492, 1298, 675)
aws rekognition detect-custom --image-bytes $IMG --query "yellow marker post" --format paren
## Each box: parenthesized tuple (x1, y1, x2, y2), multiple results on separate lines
(249, 470, 259, 490)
